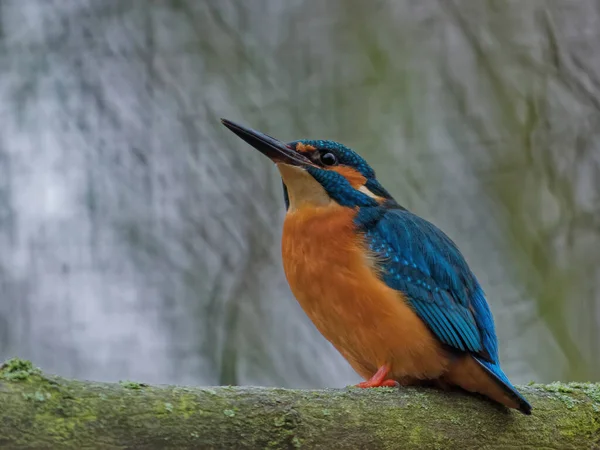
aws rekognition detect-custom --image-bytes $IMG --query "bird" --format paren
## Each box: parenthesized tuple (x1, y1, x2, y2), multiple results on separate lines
(221, 118, 532, 415)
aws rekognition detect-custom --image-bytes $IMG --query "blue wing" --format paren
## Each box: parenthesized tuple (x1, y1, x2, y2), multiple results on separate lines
(356, 204, 532, 414)
(355, 206, 498, 362)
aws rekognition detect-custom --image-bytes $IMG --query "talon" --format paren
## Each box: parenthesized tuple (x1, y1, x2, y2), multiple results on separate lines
(355, 364, 398, 388)
(356, 378, 398, 388)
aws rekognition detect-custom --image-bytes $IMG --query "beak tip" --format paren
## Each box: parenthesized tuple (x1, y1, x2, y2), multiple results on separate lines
(220, 118, 313, 168)
(222, 118, 240, 131)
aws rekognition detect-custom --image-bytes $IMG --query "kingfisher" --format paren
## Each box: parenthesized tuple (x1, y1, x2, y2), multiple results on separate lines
(221, 118, 532, 415)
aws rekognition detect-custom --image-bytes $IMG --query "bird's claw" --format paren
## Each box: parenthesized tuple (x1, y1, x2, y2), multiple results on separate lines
(356, 379, 399, 388)
(355, 365, 399, 388)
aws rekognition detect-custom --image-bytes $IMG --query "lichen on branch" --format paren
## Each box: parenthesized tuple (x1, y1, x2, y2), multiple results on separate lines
(0, 358, 599, 449)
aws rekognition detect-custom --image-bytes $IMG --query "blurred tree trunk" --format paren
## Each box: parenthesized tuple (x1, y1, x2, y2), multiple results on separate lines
(1, 360, 599, 450)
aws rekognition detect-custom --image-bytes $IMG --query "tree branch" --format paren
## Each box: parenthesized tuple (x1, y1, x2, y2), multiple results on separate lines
(1, 359, 599, 449)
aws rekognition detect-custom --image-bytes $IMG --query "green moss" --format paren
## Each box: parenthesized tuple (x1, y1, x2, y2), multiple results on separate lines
(0, 358, 41, 381)
(119, 380, 148, 390)
(273, 415, 286, 427)
(22, 391, 51, 402)
(556, 410, 600, 441)
(558, 394, 578, 409)
(408, 425, 423, 445)
(151, 395, 198, 419)
(542, 382, 576, 393)
(528, 381, 600, 410)
(566, 382, 600, 403)
(16, 383, 100, 446)
(1, 368, 599, 448)
(172, 393, 198, 419)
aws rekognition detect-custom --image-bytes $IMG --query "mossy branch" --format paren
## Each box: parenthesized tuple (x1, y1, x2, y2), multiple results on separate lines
(0, 359, 599, 449)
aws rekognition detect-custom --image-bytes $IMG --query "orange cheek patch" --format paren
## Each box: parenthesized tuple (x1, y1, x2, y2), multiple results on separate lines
(296, 142, 317, 154)
(331, 166, 367, 189)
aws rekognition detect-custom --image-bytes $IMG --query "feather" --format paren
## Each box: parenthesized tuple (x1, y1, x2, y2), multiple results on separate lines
(355, 204, 532, 413)
(356, 205, 490, 359)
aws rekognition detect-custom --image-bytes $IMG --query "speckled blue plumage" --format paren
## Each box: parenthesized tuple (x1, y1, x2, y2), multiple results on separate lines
(291, 140, 375, 178)
(289, 140, 394, 201)
(355, 204, 531, 411)
(355, 205, 491, 356)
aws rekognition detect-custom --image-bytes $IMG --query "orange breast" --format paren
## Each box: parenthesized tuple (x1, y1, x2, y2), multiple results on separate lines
(282, 205, 450, 383)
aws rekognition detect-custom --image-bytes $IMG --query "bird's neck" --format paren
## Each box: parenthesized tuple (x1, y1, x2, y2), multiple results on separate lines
(282, 204, 377, 275)
(283, 203, 354, 234)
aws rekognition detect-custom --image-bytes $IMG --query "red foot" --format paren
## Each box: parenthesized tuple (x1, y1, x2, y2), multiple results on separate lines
(356, 365, 399, 388)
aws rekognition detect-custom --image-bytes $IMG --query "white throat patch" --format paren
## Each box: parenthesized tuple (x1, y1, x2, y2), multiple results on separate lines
(277, 164, 332, 212)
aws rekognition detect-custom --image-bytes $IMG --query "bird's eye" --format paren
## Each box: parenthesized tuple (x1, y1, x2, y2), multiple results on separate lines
(320, 152, 338, 166)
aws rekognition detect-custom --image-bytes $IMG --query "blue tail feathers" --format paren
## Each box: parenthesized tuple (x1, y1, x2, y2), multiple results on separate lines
(474, 357, 532, 415)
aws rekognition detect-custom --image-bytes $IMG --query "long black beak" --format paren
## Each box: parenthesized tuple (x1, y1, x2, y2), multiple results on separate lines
(221, 119, 314, 167)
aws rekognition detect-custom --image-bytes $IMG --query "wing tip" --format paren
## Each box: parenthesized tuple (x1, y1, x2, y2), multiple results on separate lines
(518, 399, 533, 415)
(475, 357, 532, 415)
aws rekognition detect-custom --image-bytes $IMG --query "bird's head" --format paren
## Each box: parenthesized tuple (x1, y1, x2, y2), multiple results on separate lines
(221, 119, 394, 211)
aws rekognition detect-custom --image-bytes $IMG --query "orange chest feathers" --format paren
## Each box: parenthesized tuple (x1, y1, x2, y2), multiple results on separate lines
(282, 206, 375, 330)
(281, 205, 447, 381)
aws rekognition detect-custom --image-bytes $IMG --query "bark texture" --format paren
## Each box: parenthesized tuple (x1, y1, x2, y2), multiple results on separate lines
(0, 359, 599, 449)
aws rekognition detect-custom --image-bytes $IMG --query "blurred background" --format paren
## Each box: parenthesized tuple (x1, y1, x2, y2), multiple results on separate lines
(0, 0, 598, 388)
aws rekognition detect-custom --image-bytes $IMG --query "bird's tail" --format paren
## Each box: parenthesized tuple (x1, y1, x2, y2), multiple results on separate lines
(473, 357, 532, 415)
(444, 356, 532, 415)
